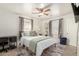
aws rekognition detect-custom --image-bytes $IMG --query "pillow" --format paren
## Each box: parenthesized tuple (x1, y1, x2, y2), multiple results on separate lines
(30, 31, 37, 36)
(21, 31, 37, 36)
(22, 31, 30, 36)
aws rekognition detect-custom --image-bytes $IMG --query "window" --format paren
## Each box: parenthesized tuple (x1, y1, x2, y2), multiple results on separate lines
(19, 17, 33, 33)
(23, 19, 32, 31)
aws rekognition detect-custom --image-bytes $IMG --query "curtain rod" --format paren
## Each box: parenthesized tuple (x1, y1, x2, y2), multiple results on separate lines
(49, 18, 63, 22)
(19, 16, 32, 20)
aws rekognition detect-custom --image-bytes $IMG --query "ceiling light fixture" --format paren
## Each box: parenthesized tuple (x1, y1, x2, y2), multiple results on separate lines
(32, 3, 52, 16)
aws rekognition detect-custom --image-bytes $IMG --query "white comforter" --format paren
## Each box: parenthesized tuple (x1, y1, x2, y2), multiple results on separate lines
(20, 36, 59, 56)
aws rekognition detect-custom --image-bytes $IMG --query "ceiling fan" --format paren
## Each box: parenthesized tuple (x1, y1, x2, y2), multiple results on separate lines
(32, 4, 52, 16)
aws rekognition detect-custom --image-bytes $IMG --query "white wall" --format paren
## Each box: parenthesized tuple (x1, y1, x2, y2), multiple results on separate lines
(40, 19, 49, 35)
(62, 13, 78, 46)
(77, 23, 79, 55)
(0, 9, 19, 37)
(33, 18, 47, 35)
(33, 18, 40, 34)
(0, 8, 42, 37)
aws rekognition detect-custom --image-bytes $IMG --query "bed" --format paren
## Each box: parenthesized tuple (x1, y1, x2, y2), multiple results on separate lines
(20, 36, 59, 56)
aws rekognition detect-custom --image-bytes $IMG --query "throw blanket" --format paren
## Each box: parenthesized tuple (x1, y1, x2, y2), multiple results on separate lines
(29, 36, 50, 53)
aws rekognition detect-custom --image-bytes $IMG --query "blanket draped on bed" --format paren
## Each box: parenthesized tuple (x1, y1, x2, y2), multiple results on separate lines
(29, 36, 50, 53)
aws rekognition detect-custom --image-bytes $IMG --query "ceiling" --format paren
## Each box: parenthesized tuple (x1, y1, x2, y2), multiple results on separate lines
(0, 3, 73, 19)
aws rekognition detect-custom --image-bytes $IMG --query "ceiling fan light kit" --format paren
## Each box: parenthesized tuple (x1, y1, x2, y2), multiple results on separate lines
(32, 4, 52, 16)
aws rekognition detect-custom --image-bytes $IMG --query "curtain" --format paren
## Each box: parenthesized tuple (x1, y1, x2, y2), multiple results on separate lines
(58, 18, 63, 38)
(49, 18, 63, 38)
(19, 17, 24, 38)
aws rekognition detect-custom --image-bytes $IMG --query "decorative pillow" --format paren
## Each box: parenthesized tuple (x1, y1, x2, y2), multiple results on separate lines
(21, 31, 37, 36)
(22, 31, 30, 36)
(30, 31, 37, 36)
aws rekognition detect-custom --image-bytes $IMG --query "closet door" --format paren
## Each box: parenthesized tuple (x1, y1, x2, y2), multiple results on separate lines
(51, 20, 59, 38)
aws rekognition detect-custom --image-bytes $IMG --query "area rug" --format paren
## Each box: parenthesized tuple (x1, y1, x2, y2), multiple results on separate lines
(1, 44, 76, 56)
(17, 44, 65, 56)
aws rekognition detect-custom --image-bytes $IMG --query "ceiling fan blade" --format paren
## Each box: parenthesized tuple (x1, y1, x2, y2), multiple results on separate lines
(32, 8, 42, 14)
(32, 10, 41, 14)
(43, 12, 49, 16)
(43, 4, 52, 9)
(32, 11, 40, 14)
(35, 8, 43, 12)
(44, 13, 49, 16)
(44, 9, 50, 12)
(35, 8, 41, 11)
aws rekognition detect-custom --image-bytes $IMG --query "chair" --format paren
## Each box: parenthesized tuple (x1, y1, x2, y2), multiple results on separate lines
(0, 38, 9, 52)
(3, 40, 9, 52)
(9, 36, 17, 49)
(0, 42, 3, 52)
